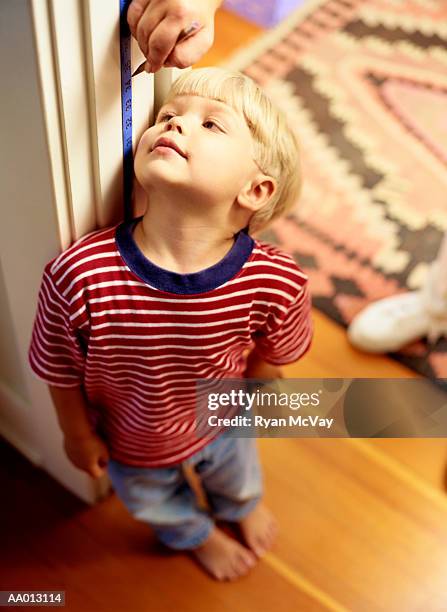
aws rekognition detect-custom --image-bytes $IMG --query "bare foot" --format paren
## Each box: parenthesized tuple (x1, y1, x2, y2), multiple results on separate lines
(192, 527, 257, 581)
(239, 504, 278, 557)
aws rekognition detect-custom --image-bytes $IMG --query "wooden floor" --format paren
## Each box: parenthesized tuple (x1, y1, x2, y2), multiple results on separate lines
(4, 8, 447, 612)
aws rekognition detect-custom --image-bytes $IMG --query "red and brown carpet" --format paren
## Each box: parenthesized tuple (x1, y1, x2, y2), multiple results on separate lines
(222, 0, 447, 381)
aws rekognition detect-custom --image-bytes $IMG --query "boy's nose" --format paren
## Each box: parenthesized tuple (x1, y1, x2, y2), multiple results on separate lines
(166, 117, 183, 133)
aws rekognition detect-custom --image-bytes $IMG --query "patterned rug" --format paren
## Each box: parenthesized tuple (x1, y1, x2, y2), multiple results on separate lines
(222, 0, 447, 381)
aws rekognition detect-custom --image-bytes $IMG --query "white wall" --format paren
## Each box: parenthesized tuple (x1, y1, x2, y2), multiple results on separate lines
(0, 0, 99, 502)
(0, 262, 28, 400)
(0, 0, 55, 459)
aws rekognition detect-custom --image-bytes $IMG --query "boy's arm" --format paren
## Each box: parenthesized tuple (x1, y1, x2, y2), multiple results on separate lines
(48, 385, 94, 439)
(28, 264, 107, 478)
(244, 347, 284, 379)
(48, 385, 109, 479)
(249, 280, 313, 373)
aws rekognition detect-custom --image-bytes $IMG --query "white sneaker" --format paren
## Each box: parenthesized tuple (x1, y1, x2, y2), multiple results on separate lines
(347, 291, 447, 353)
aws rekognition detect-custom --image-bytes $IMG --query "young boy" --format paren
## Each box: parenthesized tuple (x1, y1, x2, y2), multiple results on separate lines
(28, 67, 313, 581)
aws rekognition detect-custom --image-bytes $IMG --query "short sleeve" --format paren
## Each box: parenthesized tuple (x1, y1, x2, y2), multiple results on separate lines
(28, 264, 86, 387)
(254, 280, 313, 365)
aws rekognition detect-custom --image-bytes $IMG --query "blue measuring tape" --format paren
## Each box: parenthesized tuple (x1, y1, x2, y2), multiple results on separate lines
(119, 0, 133, 221)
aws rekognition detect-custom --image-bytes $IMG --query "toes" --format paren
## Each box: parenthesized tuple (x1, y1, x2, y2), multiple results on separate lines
(240, 549, 257, 570)
(258, 540, 269, 557)
(225, 568, 238, 581)
(250, 527, 276, 557)
(249, 537, 266, 557)
(228, 558, 244, 581)
(229, 564, 243, 580)
(215, 564, 237, 582)
(247, 551, 257, 568)
(265, 523, 278, 547)
(232, 553, 255, 578)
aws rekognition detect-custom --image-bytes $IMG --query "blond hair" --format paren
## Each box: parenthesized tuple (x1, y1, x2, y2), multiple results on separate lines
(162, 67, 301, 234)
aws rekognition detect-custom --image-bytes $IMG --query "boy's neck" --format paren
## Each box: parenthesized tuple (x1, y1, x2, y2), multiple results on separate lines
(134, 205, 238, 275)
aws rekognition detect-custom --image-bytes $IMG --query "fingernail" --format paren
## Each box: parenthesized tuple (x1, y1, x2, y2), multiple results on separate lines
(145, 61, 152, 73)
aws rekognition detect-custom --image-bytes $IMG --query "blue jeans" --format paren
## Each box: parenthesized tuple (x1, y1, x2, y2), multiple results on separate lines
(107, 435, 263, 550)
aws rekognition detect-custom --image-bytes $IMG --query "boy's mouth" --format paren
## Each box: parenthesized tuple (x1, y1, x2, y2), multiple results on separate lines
(151, 137, 187, 159)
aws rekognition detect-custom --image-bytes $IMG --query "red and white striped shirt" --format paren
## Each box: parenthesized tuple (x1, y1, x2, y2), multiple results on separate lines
(29, 218, 313, 466)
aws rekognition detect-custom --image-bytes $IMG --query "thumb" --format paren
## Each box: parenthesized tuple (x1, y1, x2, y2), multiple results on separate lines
(90, 449, 109, 479)
(90, 463, 104, 479)
(91, 459, 107, 479)
(98, 446, 110, 469)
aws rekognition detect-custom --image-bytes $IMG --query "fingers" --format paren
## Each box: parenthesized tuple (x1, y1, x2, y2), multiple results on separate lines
(162, 26, 213, 70)
(89, 465, 104, 479)
(143, 16, 190, 72)
(127, 0, 212, 73)
(134, 8, 161, 58)
(127, 0, 149, 38)
(89, 457, 108, 479)
(128, 0, 164, 58)
(128, 0, 190, 63)
(89, 444, 109, 479)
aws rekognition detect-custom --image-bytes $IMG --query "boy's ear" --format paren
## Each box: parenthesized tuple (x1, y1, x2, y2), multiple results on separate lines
(237, 173, 277, 213)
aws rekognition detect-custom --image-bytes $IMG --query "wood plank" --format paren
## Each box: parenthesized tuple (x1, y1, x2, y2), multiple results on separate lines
(284, 311, 447, 495)
(284, 310, 418, 379)
(259, 437, 447, 611)
(283, 311, 447, 495)
(364, 438, 447, 492)
(0, 438, 326, 612)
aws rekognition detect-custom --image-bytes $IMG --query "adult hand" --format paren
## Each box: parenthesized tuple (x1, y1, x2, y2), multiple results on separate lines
(127, 0, 222, 73)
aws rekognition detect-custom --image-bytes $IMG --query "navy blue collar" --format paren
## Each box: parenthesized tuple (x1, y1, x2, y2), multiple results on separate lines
(115, 217, 254, 295)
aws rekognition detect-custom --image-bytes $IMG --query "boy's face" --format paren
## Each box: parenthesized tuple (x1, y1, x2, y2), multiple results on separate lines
(134, 94, 262, 208)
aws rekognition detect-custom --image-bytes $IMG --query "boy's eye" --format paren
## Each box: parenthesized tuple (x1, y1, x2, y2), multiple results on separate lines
(203, 120, 218, 129)
(158, 112, 174, 122)
(157, 112, 221, 130)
